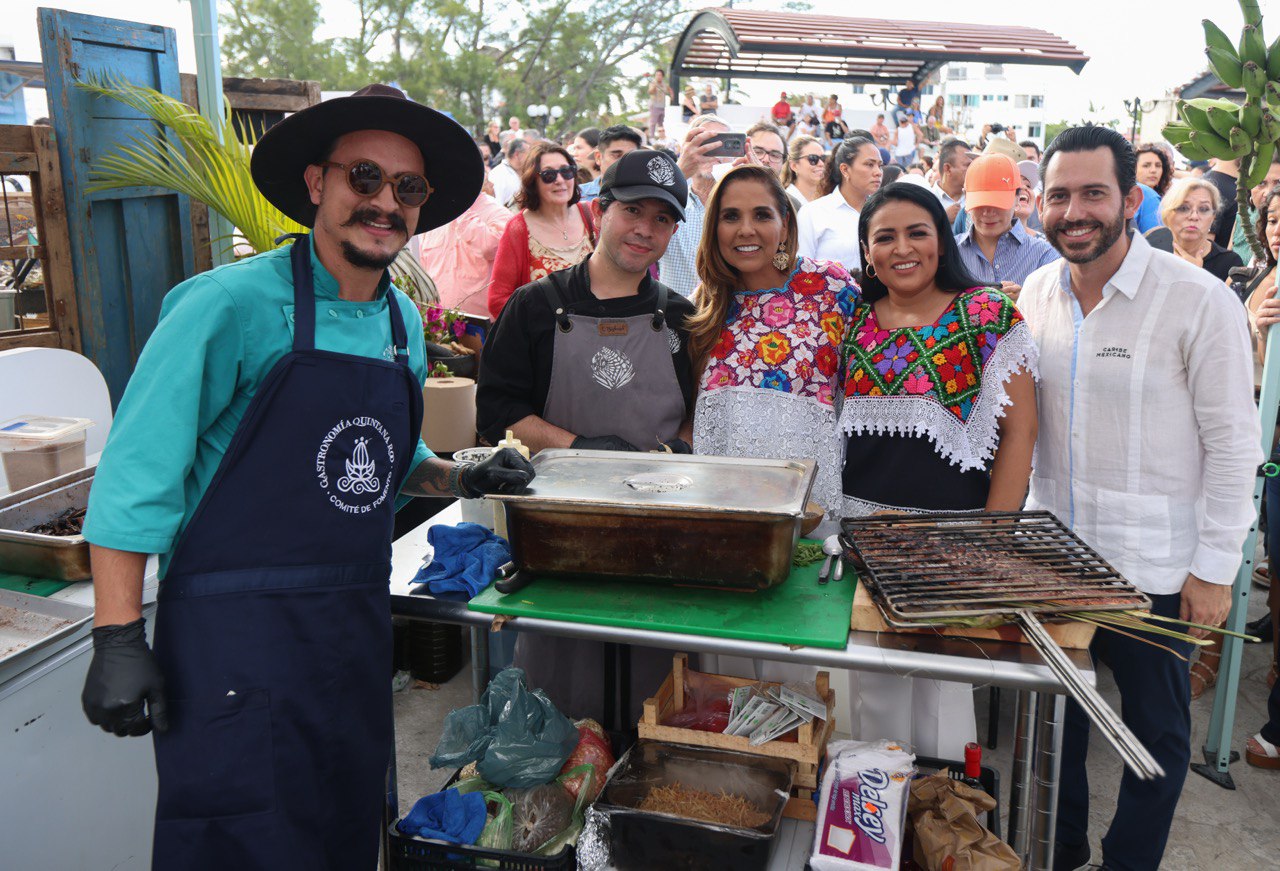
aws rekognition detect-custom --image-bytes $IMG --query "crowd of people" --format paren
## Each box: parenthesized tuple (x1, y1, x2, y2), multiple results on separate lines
(434, 103, 1280, 871)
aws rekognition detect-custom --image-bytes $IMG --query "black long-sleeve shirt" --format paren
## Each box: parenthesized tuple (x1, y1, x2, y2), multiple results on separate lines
(476, 259, 697, 445)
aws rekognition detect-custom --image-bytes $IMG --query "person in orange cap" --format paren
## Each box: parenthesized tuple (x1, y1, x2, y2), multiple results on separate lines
(954, 153, 1059, 302)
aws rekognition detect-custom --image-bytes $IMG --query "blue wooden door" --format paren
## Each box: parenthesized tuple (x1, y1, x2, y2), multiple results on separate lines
(39, 10, 194, 406)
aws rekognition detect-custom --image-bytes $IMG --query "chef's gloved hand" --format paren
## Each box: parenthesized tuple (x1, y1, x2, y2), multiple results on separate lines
(461, 447, 535, 496)
(82, 618, 169, 737)
(571, 435, 640, 452)
(659, 438, 692, 454)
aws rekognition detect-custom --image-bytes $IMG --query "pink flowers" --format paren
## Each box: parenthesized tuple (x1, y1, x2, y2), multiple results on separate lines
(966, 292, 1001, 326)
(903, 370, 934, 394)
(704, 364, 736, 390)
(761, 296, 795, 328)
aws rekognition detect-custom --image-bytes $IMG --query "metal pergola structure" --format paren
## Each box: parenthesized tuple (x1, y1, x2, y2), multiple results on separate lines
(670, 7, 1089, 95)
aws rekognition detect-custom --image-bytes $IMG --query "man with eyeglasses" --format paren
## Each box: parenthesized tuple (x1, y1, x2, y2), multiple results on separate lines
(77, 84, 534, 870)
(746, 122, 787, 176)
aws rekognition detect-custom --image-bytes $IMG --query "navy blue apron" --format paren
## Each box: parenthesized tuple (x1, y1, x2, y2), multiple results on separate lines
(150, 235, 423, 871)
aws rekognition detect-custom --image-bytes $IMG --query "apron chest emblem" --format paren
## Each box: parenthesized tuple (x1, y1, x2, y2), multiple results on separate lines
(591, 347, 635, 390)
(316, 417, 396, 514)
(666, 327, 681, 355)
(598, 321, 629, 337)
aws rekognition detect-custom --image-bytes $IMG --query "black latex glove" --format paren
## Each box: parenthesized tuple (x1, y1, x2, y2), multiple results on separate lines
(659, 438, 692, 454)
(571, 435, 641, 452)
(460, 447, 535, 496)
(81, 618, 168, 737)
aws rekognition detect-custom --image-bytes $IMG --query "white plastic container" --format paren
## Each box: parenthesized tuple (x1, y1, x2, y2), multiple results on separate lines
(452, 446, 495, 528)
(0, 416, 93, 492)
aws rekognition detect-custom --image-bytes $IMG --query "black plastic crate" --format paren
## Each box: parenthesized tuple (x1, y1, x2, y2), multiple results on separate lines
(914, 754, 1002, 841)
(395, 620, 465, 684)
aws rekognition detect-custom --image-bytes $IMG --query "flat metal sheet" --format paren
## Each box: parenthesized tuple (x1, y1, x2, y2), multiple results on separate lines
(0, 588, 93, 674)
(488, 450, 815, 517)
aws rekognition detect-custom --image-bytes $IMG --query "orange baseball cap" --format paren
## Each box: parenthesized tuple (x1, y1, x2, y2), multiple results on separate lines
(964, 154, 1019, 211)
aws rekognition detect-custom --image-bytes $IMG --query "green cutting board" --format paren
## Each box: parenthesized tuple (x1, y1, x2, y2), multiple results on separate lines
(0, 572, 76, 597)
(468, 551, 856, 649)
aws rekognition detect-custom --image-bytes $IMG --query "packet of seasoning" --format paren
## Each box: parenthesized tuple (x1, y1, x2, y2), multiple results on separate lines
(749, 707, 802, 745)
(726, 686, 755, 729)
(726, 696, 780, 737)
(778, 681, 827, 721)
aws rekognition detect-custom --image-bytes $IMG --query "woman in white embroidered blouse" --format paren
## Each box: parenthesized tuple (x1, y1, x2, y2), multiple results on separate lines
(838, 181, 1039, 759)
(687, 165, 859, 683)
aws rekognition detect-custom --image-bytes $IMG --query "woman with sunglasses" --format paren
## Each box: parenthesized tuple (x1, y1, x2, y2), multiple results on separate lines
(796, 136, 882, 274)
(488, 142, 596, 318)
(781, 135, 827, 205)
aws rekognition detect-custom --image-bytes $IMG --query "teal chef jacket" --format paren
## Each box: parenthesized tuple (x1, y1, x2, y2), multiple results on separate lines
(82, 241, 434, 578)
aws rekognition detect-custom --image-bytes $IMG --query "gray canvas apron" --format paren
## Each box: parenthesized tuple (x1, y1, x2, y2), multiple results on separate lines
(512, 275, 686, 724)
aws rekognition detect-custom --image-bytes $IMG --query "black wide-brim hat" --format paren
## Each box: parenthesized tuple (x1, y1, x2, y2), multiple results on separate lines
(250, 83, 482, 235)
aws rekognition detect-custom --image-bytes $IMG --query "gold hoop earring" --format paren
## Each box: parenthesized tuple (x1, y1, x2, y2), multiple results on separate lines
(772, 245, 790, 271)
(864, 261, 877, 279)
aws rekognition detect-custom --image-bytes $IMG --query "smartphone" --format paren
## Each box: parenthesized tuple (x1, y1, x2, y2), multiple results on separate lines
(705, 132, 746, 158)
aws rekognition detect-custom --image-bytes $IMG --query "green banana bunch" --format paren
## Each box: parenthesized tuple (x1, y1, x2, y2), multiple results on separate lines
(1189, 129, 1248, 161)
(1246, 141, 1276, 188)
(1204, 19, 1236, 55)
(1162, 122, 1194, 146)
(1241, 24, 1267, 68)
(1263, 111, 1280, 143)
(1240, 101, 1263, 137)
(1208, 46, 1245, 88)
(1269, 34, 1280, 79)
(1207, 105, 1239, 138)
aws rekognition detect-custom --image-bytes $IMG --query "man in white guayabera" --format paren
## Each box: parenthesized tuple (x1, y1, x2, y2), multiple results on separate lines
(476, 148, 696, 723)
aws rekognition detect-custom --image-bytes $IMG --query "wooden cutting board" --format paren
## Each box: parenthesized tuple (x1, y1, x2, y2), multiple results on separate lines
(850, 580, 1096, 650)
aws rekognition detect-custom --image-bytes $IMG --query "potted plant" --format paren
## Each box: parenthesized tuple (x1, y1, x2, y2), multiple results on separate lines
(417, 299, 477, 379)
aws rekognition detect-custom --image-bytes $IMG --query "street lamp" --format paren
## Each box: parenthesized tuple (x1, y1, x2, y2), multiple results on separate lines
(1124, 96, 1157, 144)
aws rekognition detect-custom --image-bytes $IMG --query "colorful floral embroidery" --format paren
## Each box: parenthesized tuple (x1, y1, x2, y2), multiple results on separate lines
(843, 288, 1022, 422)
(697, 258, 861, 405)
(839, 286, 1039, 471)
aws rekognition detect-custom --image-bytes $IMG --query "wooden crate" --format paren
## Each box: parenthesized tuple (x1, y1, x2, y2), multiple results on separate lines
(850, 582, 1096, 649)
(639, 654, 834, 820)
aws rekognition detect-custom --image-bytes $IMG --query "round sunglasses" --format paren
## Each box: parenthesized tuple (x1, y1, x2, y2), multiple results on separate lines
(319, 159, 433, 208)
(538, 164, 578, 184)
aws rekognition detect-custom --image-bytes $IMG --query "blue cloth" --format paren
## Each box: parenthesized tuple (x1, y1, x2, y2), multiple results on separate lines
(397, 788, 487, 845)
(579, 177, 601, 202)
(955, 219, 1061, 287)
(1057, 592, 1192, 871)
(1134, 183, 1162, 234)
(412, 522, 511, 600)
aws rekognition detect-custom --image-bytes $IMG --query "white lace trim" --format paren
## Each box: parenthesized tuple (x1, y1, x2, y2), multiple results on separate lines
(693, 387, 843, 521)
(838, 323, 1038, 473)
(842, 495, 984, 519)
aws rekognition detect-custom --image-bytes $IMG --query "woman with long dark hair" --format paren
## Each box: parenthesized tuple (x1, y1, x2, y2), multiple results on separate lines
(838, 181, 1039, 757)
(1135, 143, 1173, 197)
(795, 137, 882, 273)
(688, 164, 859, 683)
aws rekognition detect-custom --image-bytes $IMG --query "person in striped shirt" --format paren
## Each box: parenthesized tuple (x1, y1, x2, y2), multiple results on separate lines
(954, 153, 1059, 303)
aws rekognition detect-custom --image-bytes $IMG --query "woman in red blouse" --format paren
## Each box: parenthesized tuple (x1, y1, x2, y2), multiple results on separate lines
(487, 142, 596, 318)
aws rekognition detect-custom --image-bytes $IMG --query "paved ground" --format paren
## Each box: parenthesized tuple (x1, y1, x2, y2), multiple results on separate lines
(391, 595, 1280, 869)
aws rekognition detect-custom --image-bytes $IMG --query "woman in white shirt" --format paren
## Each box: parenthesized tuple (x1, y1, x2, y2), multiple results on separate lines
(796, 136, 882, 274)
(781, 135, 827, 205)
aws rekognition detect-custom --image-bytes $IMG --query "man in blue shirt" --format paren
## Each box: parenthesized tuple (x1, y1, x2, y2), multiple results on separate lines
(891, 78, 919, 125)
(78, 84, 534, 870)
(579, 125, 643, 201)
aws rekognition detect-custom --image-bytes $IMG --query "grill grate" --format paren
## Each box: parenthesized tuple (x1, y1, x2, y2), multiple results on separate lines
(840, 511, 1150, 626)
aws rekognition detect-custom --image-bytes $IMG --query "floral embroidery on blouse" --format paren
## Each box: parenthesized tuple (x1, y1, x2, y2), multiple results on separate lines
(699, 258, 860, 404)
(839, 287, 1038, 471)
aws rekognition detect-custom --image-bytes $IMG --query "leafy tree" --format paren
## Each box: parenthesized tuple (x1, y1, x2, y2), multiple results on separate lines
(220, 0, 346, 83)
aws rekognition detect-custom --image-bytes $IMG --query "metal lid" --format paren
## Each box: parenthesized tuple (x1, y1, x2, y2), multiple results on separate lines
(488, 449, 816, 517)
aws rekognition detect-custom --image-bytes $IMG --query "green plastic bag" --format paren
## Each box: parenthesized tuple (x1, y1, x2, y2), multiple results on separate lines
(532, 764, 597, 856)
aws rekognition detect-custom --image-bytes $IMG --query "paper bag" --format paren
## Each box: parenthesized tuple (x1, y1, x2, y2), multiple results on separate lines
(906, 773, 1020, 871)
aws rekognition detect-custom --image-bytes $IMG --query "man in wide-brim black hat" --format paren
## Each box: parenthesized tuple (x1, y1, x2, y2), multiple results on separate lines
(78, 84, 534, 870)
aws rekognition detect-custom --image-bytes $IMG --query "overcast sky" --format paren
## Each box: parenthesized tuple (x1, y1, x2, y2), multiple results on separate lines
(5, 0, 1274, 121)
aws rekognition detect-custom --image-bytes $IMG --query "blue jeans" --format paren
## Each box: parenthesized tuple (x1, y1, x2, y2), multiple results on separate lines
(1056, 592, 1192, 871)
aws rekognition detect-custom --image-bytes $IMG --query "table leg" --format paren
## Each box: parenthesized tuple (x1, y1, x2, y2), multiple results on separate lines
(1008, 689, 1037, 859)
(469, 624, 490, 704)
(1029, 693, 1065, 871)
(603, 642, 618, 732)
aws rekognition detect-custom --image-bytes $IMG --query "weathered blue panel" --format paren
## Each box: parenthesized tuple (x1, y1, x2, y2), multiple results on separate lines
(39, 9, 195, 406)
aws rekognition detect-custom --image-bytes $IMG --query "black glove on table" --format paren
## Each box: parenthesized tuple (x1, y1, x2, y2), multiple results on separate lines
(460, 447, 536, 496)
(571, 435, 640, 452)
(81, 617, 168, 737)
(660, 438, 692, 454)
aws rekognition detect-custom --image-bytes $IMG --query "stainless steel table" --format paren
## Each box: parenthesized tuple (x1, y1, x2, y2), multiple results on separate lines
(389, 503, 1093, 870)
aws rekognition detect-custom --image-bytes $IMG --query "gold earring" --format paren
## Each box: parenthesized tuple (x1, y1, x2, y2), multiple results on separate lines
(772, 245, 790, 270)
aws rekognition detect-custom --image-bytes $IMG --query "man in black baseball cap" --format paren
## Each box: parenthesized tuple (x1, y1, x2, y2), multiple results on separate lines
(476, 149, 695, 720)
(79, 84, 534, 870)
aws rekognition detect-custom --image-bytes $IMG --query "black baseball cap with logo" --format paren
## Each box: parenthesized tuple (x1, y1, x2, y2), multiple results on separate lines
(598, 149, 688, 221)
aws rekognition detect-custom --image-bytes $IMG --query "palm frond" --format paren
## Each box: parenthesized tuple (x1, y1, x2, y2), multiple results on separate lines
(78, 73, 306, 256)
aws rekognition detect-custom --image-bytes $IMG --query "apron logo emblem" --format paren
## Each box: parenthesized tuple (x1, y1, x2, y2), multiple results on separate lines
(666, 327, 681, 355)
(337, 437, 381, 494)
(598, 321, 629, 337)
(591, 347, 635, 390)
(316, 418, 396, 514)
